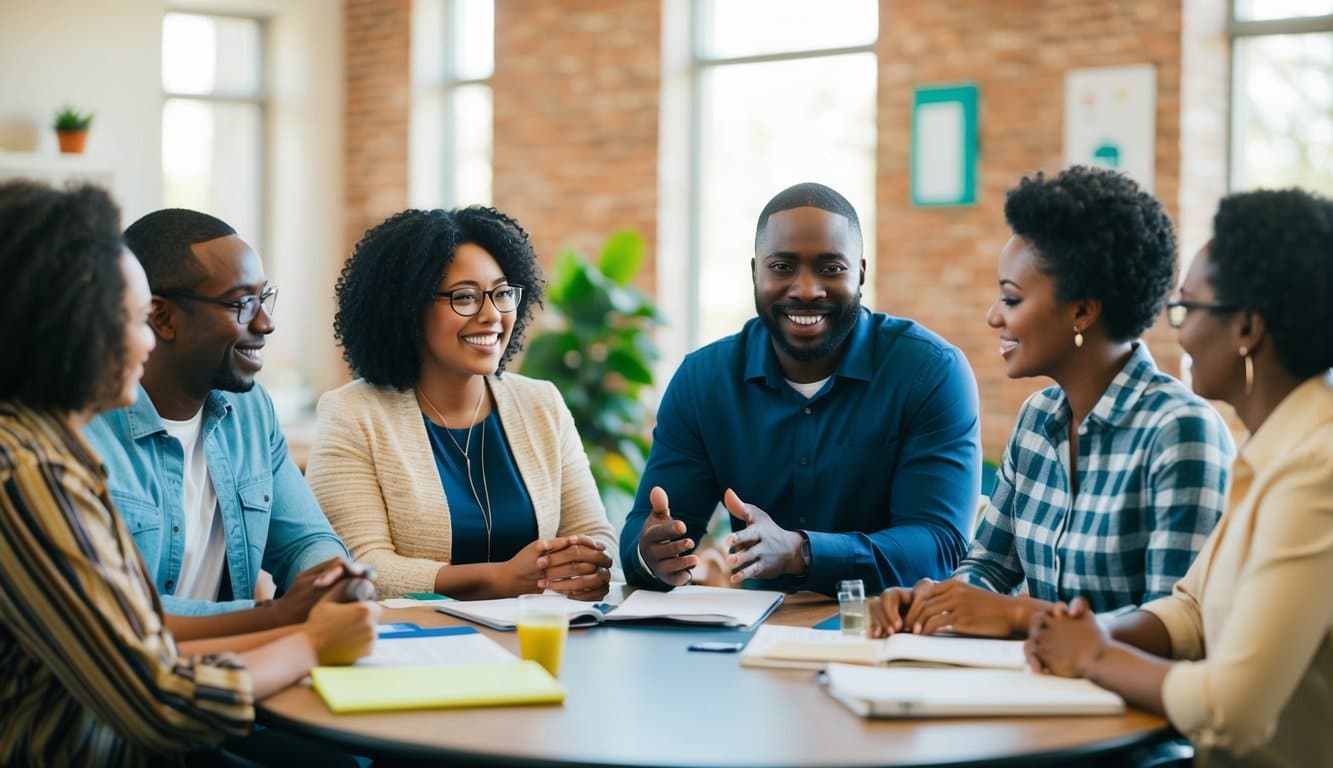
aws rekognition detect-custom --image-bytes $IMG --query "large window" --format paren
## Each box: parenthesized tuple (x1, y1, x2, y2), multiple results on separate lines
(411, 0, 494, 208)
(162, 12, 266, 245)
(688, 0, 878, 349)
(1230, 1, 1333, 194)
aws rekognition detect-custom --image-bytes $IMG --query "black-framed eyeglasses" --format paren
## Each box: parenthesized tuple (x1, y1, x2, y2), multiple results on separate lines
(433, 284, 524, 317)
(1164, 299, 1239, 329)
(158, 285, 279, 325)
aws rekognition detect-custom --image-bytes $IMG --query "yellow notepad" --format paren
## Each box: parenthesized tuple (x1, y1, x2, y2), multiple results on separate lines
(310, 661, 566, 714)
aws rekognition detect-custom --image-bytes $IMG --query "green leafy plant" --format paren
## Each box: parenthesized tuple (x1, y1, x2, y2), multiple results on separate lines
(53, 106, 94, 132)
(520, 231, 663, 527)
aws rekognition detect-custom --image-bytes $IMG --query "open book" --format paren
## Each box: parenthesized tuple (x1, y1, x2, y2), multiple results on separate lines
(822, 663, 1125, 718)
(436, 585, 784, 630)
(740, 625, 1026, 670)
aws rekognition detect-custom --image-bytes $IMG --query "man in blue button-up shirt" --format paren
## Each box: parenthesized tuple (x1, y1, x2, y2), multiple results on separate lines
(85, 209, 348, 632)
(622, 183, 981, 595)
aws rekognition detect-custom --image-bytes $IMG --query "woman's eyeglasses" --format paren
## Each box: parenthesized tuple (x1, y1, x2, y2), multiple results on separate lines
(1164, 299, 1239, 329)
(434, 284, 524, 318)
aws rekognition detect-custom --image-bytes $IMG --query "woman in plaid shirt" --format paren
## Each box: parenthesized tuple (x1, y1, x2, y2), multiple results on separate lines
(870, 166, 1233, 639)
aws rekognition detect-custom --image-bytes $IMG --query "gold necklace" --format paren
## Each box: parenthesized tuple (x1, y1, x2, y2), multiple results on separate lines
(418, 384, 494, 561)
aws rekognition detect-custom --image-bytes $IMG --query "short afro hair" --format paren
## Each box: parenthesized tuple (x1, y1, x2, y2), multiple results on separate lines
(0, 180, 127, 411)
(334, 206, 546, 389)
(1208, 188, 1333, 380)
(754, 182, 863, 253)
(1004, 166, 1176, 342)
(123, 208, 236, 292)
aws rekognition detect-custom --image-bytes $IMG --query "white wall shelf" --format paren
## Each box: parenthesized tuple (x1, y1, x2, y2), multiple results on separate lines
(0, 150, 115, 192)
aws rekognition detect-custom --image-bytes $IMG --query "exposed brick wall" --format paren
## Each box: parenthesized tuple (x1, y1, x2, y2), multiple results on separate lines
(491, 0, 661, 290)
(344, 0, 412, 260)
(341, 0, 1212, 458)
(877, 0, 1185, 458)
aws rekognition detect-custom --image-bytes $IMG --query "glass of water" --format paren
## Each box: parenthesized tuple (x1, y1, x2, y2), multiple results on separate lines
(837, 579, 867, 637)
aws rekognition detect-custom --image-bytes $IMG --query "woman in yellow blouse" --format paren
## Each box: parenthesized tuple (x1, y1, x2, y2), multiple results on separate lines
(1026, 188, 1333, 765)
(307, 207, 616, 599)
(0, 181, 379, 765)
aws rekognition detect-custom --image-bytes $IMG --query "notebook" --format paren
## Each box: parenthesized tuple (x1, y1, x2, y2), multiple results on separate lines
(435, 585, 784, 630)
(821, 663, 1124, 718)
(311, 661, 566, 714)
(740, 625, 1025, 670)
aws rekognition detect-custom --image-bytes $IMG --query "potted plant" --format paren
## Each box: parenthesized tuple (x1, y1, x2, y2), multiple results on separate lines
(53, 107, 94, 154)
(519, 231, 663, 528)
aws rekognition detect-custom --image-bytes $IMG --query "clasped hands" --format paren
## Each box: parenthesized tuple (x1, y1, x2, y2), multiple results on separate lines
(638, 486, 805, 586)
(285, 558, 382, 665)
(1024, 597, 1109, 678)
(867, 579, 1029, 638)
(868, 582, 1110, 680)
(266, 556, 380, 624)
(505, 535, 613, 601)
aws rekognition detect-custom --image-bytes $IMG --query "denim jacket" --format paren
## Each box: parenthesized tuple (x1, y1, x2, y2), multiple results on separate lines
(84, 383, 347, 616)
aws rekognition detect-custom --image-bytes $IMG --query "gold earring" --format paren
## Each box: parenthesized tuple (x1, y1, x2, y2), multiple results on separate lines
(1239, 345, 1254, 395)
(1073, 326, 1084, 348)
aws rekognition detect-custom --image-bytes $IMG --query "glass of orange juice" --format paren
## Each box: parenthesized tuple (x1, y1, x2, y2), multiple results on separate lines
(516, 593, 569, 676)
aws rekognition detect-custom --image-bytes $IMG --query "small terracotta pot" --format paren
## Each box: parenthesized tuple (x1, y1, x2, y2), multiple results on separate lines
(56, 129, 89, 154)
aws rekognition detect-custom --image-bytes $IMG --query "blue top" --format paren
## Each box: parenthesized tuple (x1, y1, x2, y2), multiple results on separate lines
(954, 343, 1233, 610)
(424, 412, 536, 564)
(83, 383, 348, 616)
(621, 309, 981, 595)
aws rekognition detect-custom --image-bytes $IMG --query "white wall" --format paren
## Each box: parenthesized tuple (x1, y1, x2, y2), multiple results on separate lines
(0, 0, 164, 221)
(0, 0, 345, 411)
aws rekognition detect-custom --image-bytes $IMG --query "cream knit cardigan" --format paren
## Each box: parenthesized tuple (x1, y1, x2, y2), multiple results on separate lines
(305, 374, 616, 597)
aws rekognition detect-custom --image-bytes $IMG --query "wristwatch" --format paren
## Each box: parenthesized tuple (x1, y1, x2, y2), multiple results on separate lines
(798, 531, 812, 571)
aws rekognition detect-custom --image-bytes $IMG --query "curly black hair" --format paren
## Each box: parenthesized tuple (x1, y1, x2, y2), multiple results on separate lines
(1208, 188, 1333, 379)
(0, 180, 126, 411)
(1004, 166, 1176, 342)
(334, 206, 546, 389)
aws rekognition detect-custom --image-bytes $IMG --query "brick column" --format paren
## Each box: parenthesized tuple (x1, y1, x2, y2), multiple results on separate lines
(491, 0, 661, 290)
(344, 0, 412, 259)
(877, 0, 1184, 457)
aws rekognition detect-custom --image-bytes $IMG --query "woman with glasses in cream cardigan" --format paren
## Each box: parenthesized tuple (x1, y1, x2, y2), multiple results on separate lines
(307, 207, 616, 600)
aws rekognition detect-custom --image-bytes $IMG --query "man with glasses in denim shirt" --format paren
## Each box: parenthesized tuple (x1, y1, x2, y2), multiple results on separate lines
(85, 209, 351, 639)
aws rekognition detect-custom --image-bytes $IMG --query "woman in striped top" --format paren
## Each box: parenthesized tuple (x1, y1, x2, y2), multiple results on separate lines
(0, 180, 380, 766)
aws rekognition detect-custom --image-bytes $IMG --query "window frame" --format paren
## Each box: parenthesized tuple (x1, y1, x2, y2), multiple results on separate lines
(161, 9, 270, 255)
(684, 0, 877, 351)
(440, 0, 494, 207)
(1226, 5, 1333, 191)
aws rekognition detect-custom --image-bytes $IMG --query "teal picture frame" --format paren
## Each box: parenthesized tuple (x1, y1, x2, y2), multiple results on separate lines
(910, 83, 979, 207)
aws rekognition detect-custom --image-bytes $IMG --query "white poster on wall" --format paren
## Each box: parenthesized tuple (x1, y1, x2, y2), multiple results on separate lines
(1063, 64, 1156, 192)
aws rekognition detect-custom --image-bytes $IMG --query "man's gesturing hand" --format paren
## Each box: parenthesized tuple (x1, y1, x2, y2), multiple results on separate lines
(636, 486, 698, 586)
(723, 489, 804, 583)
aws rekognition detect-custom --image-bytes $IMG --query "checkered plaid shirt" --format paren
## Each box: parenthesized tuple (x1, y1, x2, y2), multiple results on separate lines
(955, 344, 1233, 611)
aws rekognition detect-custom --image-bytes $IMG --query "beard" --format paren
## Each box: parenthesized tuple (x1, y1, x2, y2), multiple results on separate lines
(211, 347, 257, 393)
(755, 292, 862, 363)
